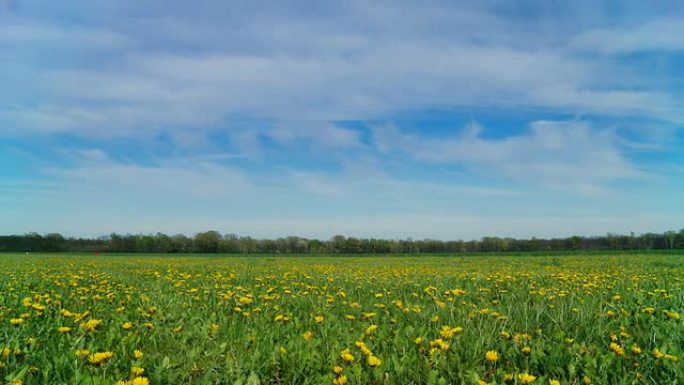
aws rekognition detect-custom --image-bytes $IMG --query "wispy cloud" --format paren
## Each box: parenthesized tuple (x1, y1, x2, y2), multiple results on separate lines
(43, 150, 254, 201)
(571, 18, 684, 54)
(3, 5, 682, 140)
(373, 121, 647, 196)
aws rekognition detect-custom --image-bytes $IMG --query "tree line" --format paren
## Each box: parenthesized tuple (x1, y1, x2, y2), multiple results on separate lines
(0, 230, 682, 254)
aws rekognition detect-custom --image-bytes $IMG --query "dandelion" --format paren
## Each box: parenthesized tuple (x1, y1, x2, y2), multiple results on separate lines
(517, 373, 537, 384)
(10, 318, 24, 326)
(663, 354, 678, 362)
(88, 351, 114, 365)
(133, 350, 144, 359)
(367, 355, 381, 367)
(122, 322, 133, 330)
(429, 338, 450, 351)
(131, 366, 145, 376)
(58, 326, 72, 333)
(81, 319, 102, 332)
(664, 310, 680, 320)
(341, 349, 355, 363)
(609, 342, 625, 356)
(485, 350, 500, 362)
(653, 348, 665, 359)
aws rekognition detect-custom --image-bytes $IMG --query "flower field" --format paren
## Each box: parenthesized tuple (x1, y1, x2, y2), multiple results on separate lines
(0, 254, 682, 385)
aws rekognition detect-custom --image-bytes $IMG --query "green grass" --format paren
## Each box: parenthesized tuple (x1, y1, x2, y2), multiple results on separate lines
(1, 254, 682, 384)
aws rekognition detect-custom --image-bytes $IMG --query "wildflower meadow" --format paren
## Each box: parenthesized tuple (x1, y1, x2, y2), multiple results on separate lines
(1, 254, 682, 385)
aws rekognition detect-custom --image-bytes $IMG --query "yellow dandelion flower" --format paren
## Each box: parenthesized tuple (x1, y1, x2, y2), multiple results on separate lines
(663, 354, 678, 362)
(88, 351, 114, 365)
(131, 366, 145, 376)
(367, 355, 381, 367)
(131, 378, 150, 385)
(517, 372, 537, 384)
(81, 319, 102, 332)
(609, 342, 625, 356)
(653, 348, 665, 359)
(341, 349, 355, 363)
(485, 350, 500, 362)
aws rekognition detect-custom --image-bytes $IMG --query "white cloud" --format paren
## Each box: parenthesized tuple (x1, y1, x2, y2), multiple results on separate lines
(3, 7, 682, 140)
(373, 121, 646, 195)
(0, 22, 130, 49)
(266, 122, 361, 149)
(571, 17, 684, 54)
(44, 150, 254, 201)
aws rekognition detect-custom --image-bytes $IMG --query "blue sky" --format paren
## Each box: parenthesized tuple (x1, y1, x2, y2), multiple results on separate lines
(1, 0, 683, 239)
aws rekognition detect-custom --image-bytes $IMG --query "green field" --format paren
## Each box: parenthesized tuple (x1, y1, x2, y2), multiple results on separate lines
(0, 254, 682, 385)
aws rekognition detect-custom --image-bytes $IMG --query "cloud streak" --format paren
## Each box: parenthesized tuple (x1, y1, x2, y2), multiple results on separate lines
(373, 121, 646, 195)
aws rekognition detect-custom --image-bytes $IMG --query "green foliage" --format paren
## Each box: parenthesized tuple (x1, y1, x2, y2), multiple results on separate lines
(2, 229, 684, 254)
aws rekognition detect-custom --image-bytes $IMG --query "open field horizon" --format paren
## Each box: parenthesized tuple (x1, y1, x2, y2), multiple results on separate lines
(3, 249, 684, 258)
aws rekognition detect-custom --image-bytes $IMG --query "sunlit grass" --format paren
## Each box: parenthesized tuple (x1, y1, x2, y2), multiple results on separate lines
(0, 254, 682, 384)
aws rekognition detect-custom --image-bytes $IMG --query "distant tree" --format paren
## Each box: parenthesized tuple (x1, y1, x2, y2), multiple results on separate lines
(664, 231, 677, 250)
(194, 231, 221, 253)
